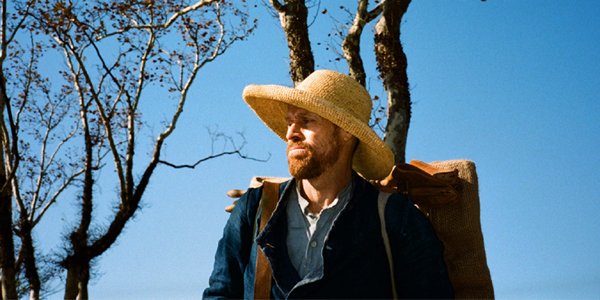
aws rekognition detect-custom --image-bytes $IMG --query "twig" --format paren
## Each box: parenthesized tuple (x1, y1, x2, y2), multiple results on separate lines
(159, 150, 270, 169)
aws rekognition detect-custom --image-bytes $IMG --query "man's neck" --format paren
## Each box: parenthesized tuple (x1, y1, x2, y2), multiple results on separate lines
(299, 166, 353, 214)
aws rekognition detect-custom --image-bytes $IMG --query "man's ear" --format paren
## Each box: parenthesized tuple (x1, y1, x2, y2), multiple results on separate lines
(335, 126, 357, 149)
(340, 129, 354, 142)
(340, 130, 359, 151)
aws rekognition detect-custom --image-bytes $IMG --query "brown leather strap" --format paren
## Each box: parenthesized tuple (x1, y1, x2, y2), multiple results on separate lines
(378, 191, 399, 299)
(372, 161, 460, 205)
(253, 181, 279, 299)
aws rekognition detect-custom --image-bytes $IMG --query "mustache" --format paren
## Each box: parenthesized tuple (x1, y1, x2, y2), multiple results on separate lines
(287, 141, 306, 148)
(287, 142, 313, 153)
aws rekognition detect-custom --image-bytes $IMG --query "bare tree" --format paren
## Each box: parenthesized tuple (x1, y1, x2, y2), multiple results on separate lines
(21, 0, 256, 298)
(9, 39, 83, 298)
(1, 0, 85, 298)
(1, 0, 34, 298)
(24, 0, 254, 299)
(2, 0, 258, 298)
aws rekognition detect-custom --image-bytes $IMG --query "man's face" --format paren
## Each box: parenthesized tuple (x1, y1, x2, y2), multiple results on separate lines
(285, 106, 342, 179)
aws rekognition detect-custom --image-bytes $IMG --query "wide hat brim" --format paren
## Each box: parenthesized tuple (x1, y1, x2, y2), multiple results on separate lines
(242, 72, 394, 180)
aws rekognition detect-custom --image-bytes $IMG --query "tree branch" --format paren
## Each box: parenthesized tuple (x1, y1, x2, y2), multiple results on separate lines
(96, 0, 219, 40)
(84, 31, 132, 106)
(0, 0, 35, 62)
(32, 166, 85, 228)
(367, 0, 385, 22)
(163, 0, 219, 28)
(29, 120, 79, 224)
(159, 150, 271, 169)
(270, 0, 287, 13)
(55, 38, 96, 244)
(56, 32, 128, 199)
(159, 130, 270, 169)
(342, 0, 372, 86)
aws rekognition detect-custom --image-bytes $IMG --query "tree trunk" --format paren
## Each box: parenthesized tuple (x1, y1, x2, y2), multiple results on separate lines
(0, 184, 17, 300)
(63, 230, 91, 300)
(0, 73, 18, 300)
(374, 0, 412, 164)
(63, 259, 89, 300)
(62, 96, 94, 300)
(342, 0, 376, 87)
(18, 220, 41, 300)
(272, 0, 314, 84)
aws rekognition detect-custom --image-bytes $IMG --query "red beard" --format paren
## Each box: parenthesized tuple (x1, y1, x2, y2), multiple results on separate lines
(287, 138, 339, 179)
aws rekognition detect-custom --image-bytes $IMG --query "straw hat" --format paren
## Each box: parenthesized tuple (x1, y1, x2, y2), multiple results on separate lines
(242, 70, 394, 180)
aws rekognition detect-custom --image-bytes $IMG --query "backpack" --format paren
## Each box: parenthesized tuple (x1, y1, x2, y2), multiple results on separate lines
(225, 159, 494, 299)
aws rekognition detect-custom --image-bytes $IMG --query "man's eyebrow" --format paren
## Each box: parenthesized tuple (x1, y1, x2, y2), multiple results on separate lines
(301, 111, 321, 119)
(286, 111, 307, 120)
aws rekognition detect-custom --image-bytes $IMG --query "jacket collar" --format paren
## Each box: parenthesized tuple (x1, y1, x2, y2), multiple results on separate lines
(255, 173, 374, 295)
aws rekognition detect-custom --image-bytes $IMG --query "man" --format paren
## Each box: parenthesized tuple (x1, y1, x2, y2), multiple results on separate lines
(204, 70, 453, 299)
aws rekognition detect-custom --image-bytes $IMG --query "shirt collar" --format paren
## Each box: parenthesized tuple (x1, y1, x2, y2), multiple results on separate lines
(295, 179, 353, 216)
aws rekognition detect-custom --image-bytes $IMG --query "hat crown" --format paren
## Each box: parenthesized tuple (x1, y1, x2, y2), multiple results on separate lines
(296, 70, 372, 123)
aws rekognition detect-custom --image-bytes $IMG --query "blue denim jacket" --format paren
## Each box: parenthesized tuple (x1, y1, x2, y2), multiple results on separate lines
(203, 175, 453, 299)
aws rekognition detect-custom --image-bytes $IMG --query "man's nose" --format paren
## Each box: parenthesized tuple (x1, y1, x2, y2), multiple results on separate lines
(286, 123, 302, 142)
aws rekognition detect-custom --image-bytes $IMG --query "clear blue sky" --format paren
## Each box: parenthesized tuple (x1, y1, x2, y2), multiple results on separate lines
(38, 1, 600, 298)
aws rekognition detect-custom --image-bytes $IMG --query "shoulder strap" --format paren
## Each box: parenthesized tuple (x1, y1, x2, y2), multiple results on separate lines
(377, 191, 398, 299)
(253, 181, 280, 300)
